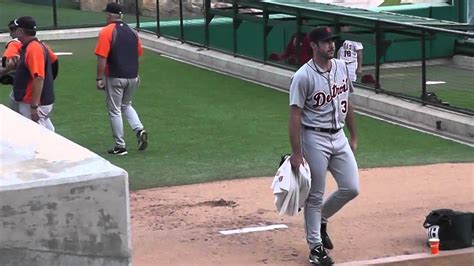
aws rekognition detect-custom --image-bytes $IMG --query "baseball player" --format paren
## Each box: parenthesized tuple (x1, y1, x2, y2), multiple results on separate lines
(288, 26, 360, 265)
(1, 20, 22, 112)
(95, 2, 148, 155)
(337, 25, 363, 82)
(12, 16, 58, 131)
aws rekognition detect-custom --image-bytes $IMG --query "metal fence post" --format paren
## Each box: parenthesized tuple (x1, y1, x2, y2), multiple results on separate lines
(263, 9, 269, 62)
(204, 0, 211, 48)
(296, 13, 302, 66)
(135, 0, 140, 29)
(156, 0, 161, 37)
(52, 0, 58, 28)
(179, 0, 184, 42)
(232, 0, 238, 56)
(421, 29, 427, 105)
(375, 23, 382, 93)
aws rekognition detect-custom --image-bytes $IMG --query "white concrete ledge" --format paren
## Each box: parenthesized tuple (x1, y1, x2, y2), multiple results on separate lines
(0, 105, 131, 266)
(336, 247, 474, 266)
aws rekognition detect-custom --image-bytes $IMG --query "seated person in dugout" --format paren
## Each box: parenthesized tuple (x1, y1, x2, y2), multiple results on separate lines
(269, 31, 312, 66)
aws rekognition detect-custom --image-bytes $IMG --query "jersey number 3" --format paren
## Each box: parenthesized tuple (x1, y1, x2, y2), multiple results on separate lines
(341, 100, 348, 114)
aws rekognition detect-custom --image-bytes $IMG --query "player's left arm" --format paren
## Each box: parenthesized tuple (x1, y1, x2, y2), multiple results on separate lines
(26, 44, 45, 122)
(345, 101, 357, 153)
(345, 69, 358, 153)
(30, 77, 44, 122)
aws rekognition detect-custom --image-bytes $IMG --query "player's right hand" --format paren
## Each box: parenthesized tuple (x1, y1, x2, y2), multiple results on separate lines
(8, 56, 19, 67)
(96, 79, 105, 90)
(290, 153, 303, 173)
(30, 107, 39, 122)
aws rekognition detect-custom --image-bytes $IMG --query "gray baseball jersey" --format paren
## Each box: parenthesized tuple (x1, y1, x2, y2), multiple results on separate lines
(289, 58, 354, 129)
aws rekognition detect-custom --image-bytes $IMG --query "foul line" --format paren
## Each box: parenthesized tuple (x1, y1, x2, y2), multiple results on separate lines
(54, 52, 73, 56)
(219, 224, 288, 235)
(426, 81, 446, 85)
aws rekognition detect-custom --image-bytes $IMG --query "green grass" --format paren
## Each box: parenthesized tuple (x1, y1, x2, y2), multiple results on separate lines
(1, 38, 473, 190)
(366, 65, 474, 111)
(0, 0, 154, 31)
(379, 0, 402, 6)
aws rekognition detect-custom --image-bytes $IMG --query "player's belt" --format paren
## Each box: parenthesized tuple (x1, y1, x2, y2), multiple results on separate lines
(303, 125, 341, 134)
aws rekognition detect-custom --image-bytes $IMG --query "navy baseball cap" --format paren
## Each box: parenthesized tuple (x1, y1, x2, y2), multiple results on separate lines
(309, 26, 338, 42)
(14, 16, 37, 30)
(8, 20, 17, 31)
(104, 2, 123, 14)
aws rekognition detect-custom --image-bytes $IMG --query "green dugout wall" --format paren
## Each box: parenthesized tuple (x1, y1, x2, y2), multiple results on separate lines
(144, 19, 457, 65)
(142, 0, 470, 65)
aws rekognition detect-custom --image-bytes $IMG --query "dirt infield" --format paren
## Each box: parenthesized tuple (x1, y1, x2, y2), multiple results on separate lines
(131, 163, 473, 265)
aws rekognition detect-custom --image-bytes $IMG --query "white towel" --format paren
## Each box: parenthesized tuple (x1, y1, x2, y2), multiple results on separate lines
(271, 156, 311, 216)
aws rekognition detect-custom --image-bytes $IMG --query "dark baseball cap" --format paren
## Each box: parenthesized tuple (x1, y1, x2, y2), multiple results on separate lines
(104, 2, 123, 14)
(14, 16, 37, 30)
(309, 26, 337, 43)
(8, 20, 17, 30)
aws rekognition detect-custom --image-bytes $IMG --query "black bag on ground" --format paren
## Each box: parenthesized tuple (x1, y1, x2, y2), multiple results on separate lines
(423, 209, 473, 250)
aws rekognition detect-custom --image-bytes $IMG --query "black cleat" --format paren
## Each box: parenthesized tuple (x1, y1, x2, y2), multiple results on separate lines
(136, 129, 148, 151)
(309, 244, 334, 265)
(321, 223, 334, 250)
(107, 147, 128, 155)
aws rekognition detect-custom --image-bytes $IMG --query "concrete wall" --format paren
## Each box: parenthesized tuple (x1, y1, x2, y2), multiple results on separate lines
(0, 105, 131, 266)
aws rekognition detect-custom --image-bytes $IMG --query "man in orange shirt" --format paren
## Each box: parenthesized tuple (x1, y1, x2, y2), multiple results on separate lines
(12, 16, 58, 131)
(0, 20, 22, 112)
(95, 2, 148, 155)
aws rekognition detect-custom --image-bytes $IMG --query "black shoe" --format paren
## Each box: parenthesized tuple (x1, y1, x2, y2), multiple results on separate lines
(107, 147, 128, 155)
(309, 244, 334, 265)
(321, 223, 334, 250)
(136, 129, 148, 151)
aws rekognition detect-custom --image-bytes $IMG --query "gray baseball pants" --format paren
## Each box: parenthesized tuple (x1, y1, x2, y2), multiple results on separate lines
(8, 91, 19, 113)
(302, 128, 359, 250)
(18, 102, 55, 131)
(105, 76, 144, 148)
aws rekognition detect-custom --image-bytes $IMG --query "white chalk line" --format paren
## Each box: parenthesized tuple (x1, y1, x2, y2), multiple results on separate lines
(55, 52, 73, 56)
(219, 224, 288, 235)
(426, 81, 446, 85)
